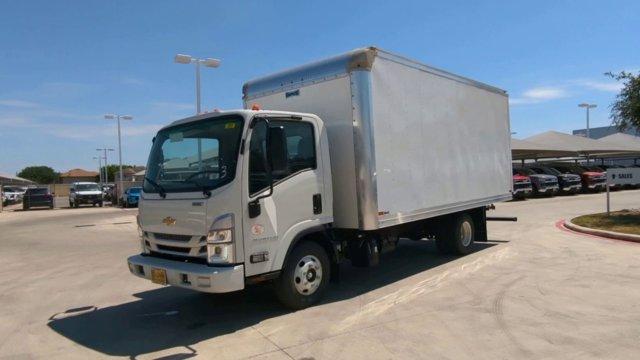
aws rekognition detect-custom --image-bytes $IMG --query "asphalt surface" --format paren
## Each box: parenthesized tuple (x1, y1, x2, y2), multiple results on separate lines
(0, 191, 639, 359)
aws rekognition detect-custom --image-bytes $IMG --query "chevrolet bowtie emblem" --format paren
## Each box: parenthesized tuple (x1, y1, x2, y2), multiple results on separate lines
(162, 216, 176, 226)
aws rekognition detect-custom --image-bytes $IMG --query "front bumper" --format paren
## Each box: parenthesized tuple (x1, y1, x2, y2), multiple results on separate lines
(127, 254, 244, 293)
(76, 196, 102, 204)
(561, 184, 582, 192)
(537, 185, 559, 193)
(587, 183, 606, 190)
(512, 187, 532, 196)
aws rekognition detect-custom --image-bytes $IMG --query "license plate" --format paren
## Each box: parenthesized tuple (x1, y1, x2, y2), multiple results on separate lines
(151, 268, 167, 285)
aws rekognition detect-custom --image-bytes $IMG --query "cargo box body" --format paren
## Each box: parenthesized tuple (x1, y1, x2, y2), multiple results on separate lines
(243, 47, 512, 230)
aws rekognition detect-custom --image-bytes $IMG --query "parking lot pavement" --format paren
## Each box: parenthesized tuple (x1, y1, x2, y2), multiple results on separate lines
(0, 190, 639, 359)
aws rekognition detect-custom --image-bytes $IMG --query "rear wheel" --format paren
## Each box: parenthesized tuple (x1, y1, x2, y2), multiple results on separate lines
(435, 213, 475, 255)
(274, 241, 330, 310)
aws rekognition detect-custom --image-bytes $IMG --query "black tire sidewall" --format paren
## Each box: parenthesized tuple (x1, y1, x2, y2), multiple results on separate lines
(452, 214, 475, 255)
(275, 241, 330, 310)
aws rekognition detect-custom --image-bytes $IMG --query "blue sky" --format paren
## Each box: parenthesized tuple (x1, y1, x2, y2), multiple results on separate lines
(1, 0, 638, 175)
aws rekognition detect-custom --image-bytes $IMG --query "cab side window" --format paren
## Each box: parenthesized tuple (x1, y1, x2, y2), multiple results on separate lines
(248, 120, 316, 195)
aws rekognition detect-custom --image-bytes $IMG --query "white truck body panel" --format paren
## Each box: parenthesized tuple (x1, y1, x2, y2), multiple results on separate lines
(244, 47, 512, 230)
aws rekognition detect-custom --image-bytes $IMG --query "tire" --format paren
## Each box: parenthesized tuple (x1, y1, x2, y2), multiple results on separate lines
(274, 241, 330, 310)
(435, 213, 475, 255)
(99, 202, 103, 207)
(74, 201, 79, 208)
(68, 201, 72, 208)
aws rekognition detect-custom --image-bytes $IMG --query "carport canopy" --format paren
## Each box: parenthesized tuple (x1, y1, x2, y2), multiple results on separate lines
(511, 138, 577, 160)
(524, 131, 640, 156)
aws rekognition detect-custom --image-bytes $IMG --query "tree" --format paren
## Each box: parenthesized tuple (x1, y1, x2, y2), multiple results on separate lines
(606, 71, 640, 132)
(17, 166, 59, 184)
(100, 164, 136, 182)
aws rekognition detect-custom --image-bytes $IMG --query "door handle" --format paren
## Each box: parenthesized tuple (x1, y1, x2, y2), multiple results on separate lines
(312, 193, 322, 214)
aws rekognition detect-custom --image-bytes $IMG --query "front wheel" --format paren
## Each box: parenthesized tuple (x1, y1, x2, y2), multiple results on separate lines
(274, 241, 330, 310)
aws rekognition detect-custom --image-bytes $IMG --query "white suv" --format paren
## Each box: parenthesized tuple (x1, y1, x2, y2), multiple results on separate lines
(69, 182, 103, 208)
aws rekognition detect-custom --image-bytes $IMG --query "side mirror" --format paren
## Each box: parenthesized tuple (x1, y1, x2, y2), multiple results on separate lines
(268, 126, 289, 175)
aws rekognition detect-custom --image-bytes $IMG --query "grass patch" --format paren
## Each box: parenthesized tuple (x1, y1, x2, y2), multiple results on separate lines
(572, 209, 640, 235)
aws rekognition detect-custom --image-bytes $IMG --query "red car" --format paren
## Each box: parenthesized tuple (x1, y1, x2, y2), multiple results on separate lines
(512, 173, 533, 199)
(550, 163, 606, 193)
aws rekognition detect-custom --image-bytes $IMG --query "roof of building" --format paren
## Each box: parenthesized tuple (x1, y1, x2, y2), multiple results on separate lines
(599, 132, 640, 144)
(0, 173, 36, 184)
(525, 131, 640, 154)
(511, 138, 577, 160)
(59, 168, 99, 177)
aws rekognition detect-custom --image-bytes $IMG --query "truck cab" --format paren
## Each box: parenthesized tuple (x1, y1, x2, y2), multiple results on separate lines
(128, 110, 333, 307)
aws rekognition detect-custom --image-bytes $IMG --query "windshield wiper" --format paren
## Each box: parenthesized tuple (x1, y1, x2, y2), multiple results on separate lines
(184, 170, 221, 198)
(144, 176, 167, 199)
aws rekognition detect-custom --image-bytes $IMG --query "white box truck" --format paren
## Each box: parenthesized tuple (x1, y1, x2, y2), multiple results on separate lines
(128, 47, 512, 309)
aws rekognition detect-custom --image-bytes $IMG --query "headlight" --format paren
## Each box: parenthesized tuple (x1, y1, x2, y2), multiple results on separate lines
(207, 213, 235, 264)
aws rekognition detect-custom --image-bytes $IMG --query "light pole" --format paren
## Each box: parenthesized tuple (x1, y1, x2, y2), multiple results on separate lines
(93, 156, 103, 184)
(104, 114, 132, 205)
(578, 103, 597, 139)
(174, 54, 221, 114)
(96, 148, 114, 184)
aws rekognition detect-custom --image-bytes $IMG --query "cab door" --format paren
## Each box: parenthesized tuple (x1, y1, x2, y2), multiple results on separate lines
(242, 117, 326, 277)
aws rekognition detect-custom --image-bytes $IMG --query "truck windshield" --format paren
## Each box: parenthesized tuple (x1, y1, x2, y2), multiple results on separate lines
(144, 115, 244, 194)
(76, 184, 100, 191)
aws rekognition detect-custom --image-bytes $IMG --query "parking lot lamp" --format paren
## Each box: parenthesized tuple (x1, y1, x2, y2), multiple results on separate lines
(104, 114, 133, 205)
(174, 54, 221, 114)
(578, 103, 597, 139)
(93, 156, 103, 184)
(96, 148, 114, 184)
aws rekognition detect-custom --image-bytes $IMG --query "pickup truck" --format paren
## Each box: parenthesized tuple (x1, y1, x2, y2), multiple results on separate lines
(511, 173, 532, 199)
(549, 163, 606, 192)
(513, 167, 559, 196)
(526, 165, 581, 194)
(127, 47, 512, 308)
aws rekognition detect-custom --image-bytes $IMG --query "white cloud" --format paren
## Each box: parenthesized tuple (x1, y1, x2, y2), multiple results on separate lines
(510, 86, 569, 105)
(580, 80, 623, 92)
(0, 99, 39, 108)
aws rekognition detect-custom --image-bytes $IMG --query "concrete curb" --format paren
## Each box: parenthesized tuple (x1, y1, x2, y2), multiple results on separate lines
(564, 218, 640, 243)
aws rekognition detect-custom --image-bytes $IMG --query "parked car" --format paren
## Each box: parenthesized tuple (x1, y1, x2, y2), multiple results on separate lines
(121, 186, 142, 208)
(550, 163, 606, 193)
(513, 167, 559, 196)
(2, 186, 24, 204)
(511, 173, 532, 199)
(69, 182, 103, 208)
(526, 165, 582, 194)
(23, 187, 54, 210)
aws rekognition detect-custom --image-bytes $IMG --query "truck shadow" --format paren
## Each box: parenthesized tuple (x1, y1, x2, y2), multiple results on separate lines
(47, 239, 500, 358)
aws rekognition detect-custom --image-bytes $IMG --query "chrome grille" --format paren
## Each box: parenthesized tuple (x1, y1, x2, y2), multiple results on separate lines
(145, 233, 207, 259)
(157, 244, 190, 253)
(152, 233, 193, 242)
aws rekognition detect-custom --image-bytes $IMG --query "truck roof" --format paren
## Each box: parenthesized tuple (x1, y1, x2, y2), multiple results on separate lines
(243, 46, 507, 101)
(162, 109, 318, 131)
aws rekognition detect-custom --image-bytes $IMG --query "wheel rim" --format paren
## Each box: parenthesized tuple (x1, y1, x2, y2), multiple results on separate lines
(293, 255, 323, 296)
(460, 220, 473, 247)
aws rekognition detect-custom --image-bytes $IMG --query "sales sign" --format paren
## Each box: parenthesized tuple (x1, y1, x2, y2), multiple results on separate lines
(607, 168, 640, 186)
